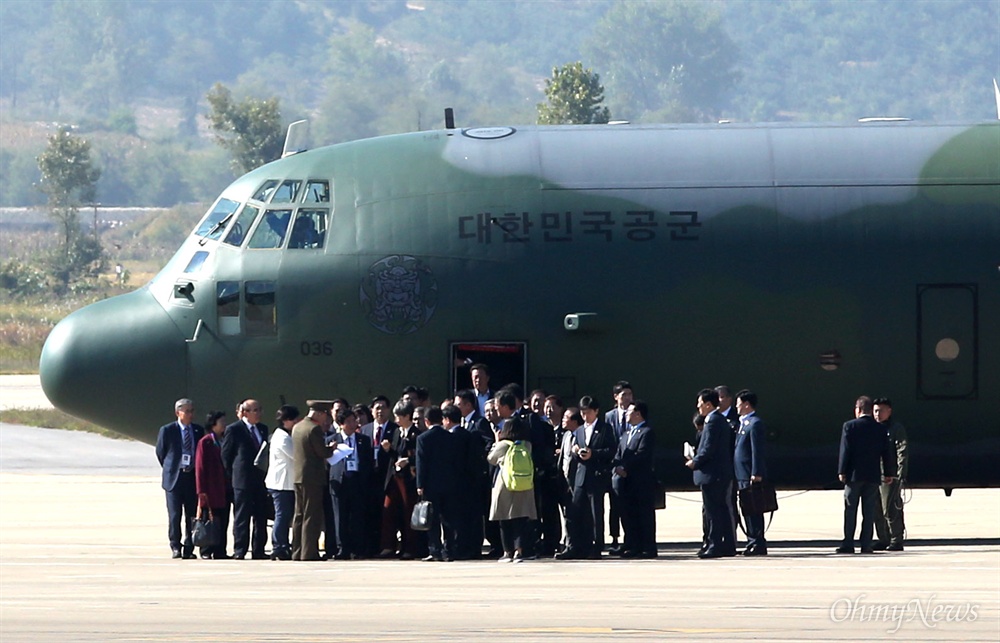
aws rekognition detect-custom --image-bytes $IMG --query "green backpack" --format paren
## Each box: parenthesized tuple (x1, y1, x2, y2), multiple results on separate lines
(501, 440, 534, 492)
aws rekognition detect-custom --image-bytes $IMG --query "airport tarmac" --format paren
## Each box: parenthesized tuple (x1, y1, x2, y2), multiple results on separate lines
(1, 422, 997, 642)
(0, 374, 53, 411)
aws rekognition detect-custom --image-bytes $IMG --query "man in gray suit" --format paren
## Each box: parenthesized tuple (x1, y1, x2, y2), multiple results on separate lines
(604, 380, 632, 553)
(734, 390, 768, 556)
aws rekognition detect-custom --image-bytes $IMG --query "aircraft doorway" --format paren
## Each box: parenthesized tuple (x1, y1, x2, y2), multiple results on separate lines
(917, 284, 977, 399)
(451, 342, 527, 395)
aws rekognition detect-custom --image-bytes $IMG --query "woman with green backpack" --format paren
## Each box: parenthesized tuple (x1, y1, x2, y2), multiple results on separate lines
(487, 415, 538, 563)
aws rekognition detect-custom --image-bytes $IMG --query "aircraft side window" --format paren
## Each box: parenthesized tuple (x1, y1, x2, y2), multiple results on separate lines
(302, 180, 330, 203)
(223, 204, 261, 247)
(252, 180, 279, 202)
(288, 209, 328, 249)
(245, 280, 277, 336)
(217, 280, 241, 336)
(271, 180, 301, 203)
(247, 209, 292, 249)
(183, 251, 209, 273)
(194, 198, 240, 240)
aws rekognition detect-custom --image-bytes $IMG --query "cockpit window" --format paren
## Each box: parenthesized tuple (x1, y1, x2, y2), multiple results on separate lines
(288, 209, 328, 249)
(194, 198, 240, 240)
(223, 204, 261, 247)
(303, 180, 330, 203)
(252, 180, 279, 202)
(271, 180, 302, 203)
(247, 209, 292, 249)
(183, 251, 209, 273)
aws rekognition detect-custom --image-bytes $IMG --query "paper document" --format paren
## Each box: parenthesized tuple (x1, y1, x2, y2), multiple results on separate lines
(326, 443, 355, 466)
(683, 441, 695, 459)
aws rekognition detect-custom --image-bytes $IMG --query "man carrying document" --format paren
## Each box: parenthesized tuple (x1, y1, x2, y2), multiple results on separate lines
(327, 407, 374, 559)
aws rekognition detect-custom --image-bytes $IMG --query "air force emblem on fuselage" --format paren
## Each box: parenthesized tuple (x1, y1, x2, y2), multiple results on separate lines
(360, 255, 438, 335)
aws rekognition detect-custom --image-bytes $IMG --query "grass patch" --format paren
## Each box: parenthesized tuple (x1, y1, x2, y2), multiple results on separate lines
(0, 407, 131, 440)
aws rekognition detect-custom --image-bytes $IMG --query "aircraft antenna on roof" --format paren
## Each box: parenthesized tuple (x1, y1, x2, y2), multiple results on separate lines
(993, 79, 1000, 120)
(282, 120, 309, 158)
(445, 108, 455, 130)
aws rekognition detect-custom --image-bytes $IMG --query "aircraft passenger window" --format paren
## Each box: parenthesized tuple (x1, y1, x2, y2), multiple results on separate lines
(303, 180, 330, 203)
(270, 180, 302, 203)
(183, 251, 209, 273)
(245, 280, 277, 336)
(194, 198, 240, 240)
(223, 204, 260, 247)
(247, 209, 292, 249)
(252, 180, 279, 202)
(217, 281, 241, 336)
(288, 210, 328, 249)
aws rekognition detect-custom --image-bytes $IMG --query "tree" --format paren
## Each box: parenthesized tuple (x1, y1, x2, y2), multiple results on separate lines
(206, 83, 284, 175)
(537, 62, 611, 125)
(585, 0, 740, 122)
(36, 127, 103, 286)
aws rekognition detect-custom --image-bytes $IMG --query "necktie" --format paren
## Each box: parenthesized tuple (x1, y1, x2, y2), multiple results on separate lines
(182, 425, 192, 457)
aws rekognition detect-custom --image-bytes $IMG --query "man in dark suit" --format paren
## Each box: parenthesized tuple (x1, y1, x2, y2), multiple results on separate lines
(222, 398, 270, 560)
(734, 390, 769, 556)
(441, 403, 485, 559)
(328, 407, 373, 559)
(362, 395, 397, 558)
(611, 400, 657, 558)
(715, 385, 740, 549)
(155, 398, 205, 559)
(604, 380, 633, 554)
(456, 389, 501, 558)
(686, 388, 736, 559)
(470, 363, 493, 416)
(291, 400, 334, 561)
(556, 395, 616, 559)
(415, 406, 460, 561)
(837, 396, 896, 554)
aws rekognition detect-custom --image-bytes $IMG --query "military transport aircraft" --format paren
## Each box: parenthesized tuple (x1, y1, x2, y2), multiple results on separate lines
(40, 117, 999, 489)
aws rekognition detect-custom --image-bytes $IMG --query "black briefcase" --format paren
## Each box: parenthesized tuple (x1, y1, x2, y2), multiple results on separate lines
(738, 481, 778, 515)
(410, 500, 435, 531)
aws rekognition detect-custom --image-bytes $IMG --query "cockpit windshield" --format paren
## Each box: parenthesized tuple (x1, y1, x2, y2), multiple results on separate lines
(194, 198, 241, 240)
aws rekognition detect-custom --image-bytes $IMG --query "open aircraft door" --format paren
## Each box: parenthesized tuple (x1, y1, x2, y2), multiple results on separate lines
(917, 284, 978, 399)
(451, 342, 527, 395)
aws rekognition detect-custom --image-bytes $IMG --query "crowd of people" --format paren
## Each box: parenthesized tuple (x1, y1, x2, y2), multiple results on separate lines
(154, 366, 908, 562)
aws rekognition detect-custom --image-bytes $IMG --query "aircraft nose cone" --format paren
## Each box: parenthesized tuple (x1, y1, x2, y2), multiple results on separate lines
(40, 289, 187, 440)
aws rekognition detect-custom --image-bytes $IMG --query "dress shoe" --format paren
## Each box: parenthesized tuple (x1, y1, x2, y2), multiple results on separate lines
(379, 549, 397, 558)
(859, 547, 875, 554)
(588, 551, 603, 560)
(421, 554, 441, 562)
(835, 546, 854, 554)
(697, 544, 709, 556)
(171, 550, 182, 559)
(399, 553, 414, 560)
(697, 549, 724, 559)
(743, 548, 768, 556)
(619, 550, 639, 559)
(608, 545, 624, 556)
(554, 550, 581, 560)
(638, 551, 659, 559)
(333, 552, 351, 561)
(887, 542, 904, 551)
(872, 542, 889, 551)
(182, 552, 197, 560)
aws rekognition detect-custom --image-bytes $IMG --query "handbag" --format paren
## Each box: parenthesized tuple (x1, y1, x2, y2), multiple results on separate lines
(738, 481, 779, 515)
(653, 482, 667, 510)
(410, 500, 435, 531)
(192, 508, 219, 548)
